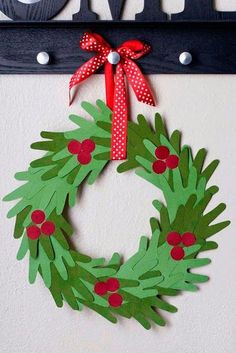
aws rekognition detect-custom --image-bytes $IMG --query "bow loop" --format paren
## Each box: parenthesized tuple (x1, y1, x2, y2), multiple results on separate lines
(118, 40, 151, 60)
(70, 32, 156, 160)
(80, 32, 111, 54)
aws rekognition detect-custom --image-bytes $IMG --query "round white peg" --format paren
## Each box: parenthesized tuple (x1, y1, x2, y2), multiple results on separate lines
(179, 52, 193, 66)
(37, 52, 50, 65)
(107, 52, 121, 65)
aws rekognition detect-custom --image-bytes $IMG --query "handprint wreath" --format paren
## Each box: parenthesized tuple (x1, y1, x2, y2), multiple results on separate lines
(4, 101, 230, 330)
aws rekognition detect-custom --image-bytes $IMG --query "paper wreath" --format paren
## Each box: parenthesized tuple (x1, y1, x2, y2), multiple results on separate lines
(4, 100, 230, 330)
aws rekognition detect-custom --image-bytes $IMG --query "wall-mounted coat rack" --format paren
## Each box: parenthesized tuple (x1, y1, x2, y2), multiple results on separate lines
(0, 0, 236, 74)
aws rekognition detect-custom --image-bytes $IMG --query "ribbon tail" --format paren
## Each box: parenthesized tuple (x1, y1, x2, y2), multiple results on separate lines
(123, 59, 156, 106)
(104, 62, 115, 110)
(111, 64, 128, 161)
(69, 54, 106, 106)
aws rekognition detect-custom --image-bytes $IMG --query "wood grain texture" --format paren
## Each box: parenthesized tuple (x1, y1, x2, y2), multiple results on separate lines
(0, 21, 235, 74)
(0, 0, 69, 20)
(135, 0, 167, 21)
(73, 0, 98, 21)
(108, 0, 125, 20)
(0, 0, 235, 21)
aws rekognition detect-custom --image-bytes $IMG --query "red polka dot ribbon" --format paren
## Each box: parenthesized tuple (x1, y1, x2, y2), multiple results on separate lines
(69, 32, 156, 160)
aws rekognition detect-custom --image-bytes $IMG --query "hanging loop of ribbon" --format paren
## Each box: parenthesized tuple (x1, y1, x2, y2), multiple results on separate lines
(69, 32, 156, 160)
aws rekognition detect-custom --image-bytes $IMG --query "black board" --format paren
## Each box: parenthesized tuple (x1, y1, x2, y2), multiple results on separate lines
(0, 0, 236, 74)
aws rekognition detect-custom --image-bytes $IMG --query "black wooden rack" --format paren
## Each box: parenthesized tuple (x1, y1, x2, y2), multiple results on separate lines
(0, 0, 236, 74)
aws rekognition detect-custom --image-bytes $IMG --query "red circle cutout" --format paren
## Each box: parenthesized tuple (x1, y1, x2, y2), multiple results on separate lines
(152, 160, 167, 174)
(31, 210, 46, 224)
(41, 221, 55, 236)
(67, 140, 81, 155)
(77, 151, 92, 165)
(94, 282, 108, 296)
(106, 278, 120, 292)
(166, 155, 179, 169)
(182, 232, 196, 247)
(108, 293, 123, 308)
(81, 139, 96, 153)
(155, 146, 170, 160)
(167, 232, 182, 246)
(171, 246, 185, 261)
(27, 225, 41, 240)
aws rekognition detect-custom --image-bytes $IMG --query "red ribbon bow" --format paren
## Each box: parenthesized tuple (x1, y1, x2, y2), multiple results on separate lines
(69, 32, 155, 160)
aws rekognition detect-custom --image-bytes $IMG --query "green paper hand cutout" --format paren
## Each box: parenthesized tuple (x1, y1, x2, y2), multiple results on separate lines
(4, 101, 230, 330)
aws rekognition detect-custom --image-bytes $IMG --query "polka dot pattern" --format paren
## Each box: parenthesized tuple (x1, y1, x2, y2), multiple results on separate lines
(123, 59, 155, 106)
(111, 64, 128, 160)
(70, 32, 156, 160)
(69, 32, 110, 93)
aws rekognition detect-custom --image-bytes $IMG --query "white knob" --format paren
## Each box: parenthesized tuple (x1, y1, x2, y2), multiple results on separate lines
(18, 0, 41, 3)
(107, 51, 121, 65)
(179, 52, 192, 66)
(37, 52, 50, 65)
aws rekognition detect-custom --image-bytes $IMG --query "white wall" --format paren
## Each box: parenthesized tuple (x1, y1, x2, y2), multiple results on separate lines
(0, 1, 236, 353)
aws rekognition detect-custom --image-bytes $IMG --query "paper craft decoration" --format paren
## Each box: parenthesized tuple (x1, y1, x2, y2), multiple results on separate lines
(4, 100, 230, 329)
(69, 32, 155, 160)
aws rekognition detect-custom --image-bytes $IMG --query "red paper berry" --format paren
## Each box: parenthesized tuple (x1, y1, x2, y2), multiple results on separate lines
(81, 139, 96, 153)
(31, 210, 46, 224)
(77, 151, 92, 165)
(41, 221, 55, 236)
(166, 155, 179, 169)
(155, 146, 170, 160)
(67, 140, 81, 155)
(27, 225, 41, 240)
(152, 160, 167, 174)
(94, 282, 108, 296)
(182, 232, 196, 247)
(108, 293, 123, 308)
(167, 232, 182, 246)
(106, 278, 120, 292)
(171, 246, 185, 261)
